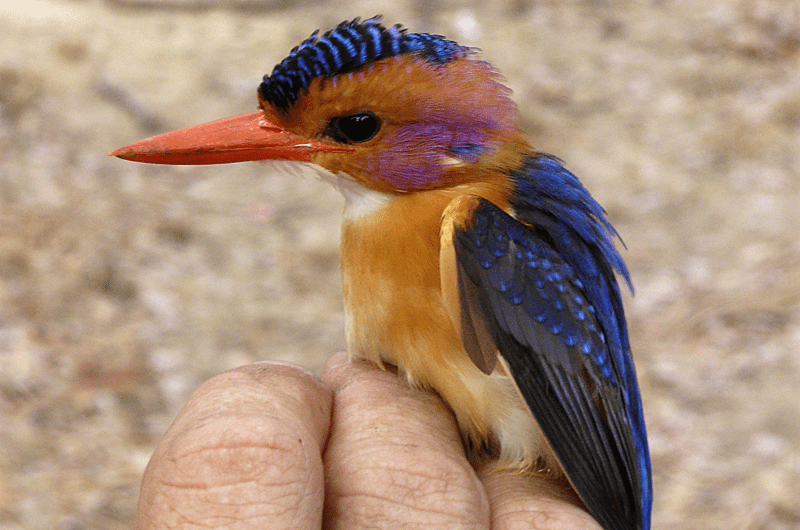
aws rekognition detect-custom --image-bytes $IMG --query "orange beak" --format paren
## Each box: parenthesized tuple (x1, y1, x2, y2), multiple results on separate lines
(110, 111, 351, 165)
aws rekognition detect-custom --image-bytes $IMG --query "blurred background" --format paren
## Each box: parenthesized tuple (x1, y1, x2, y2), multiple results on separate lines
(1, 0, 799, 528)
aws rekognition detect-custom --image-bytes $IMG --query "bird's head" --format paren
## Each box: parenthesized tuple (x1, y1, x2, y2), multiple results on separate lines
(112, 17, 531, 194)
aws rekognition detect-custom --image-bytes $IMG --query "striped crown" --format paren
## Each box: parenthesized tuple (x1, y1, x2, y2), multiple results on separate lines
(258, 17, 471, 111)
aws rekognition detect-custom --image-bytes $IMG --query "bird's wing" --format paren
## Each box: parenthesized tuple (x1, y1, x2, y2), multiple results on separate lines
(440, 201, 499, 375)
(440, 193, 647, 530)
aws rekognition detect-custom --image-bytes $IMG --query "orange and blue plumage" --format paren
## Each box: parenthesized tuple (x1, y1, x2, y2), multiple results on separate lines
(112, 17, 652, 530)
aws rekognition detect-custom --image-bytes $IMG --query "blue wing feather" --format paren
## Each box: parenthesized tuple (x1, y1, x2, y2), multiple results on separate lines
(452, 155, 652, 530)
(511, 157, 652, 516)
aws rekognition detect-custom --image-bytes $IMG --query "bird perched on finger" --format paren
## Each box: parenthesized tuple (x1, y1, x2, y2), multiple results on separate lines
(112, 17, 652, 530)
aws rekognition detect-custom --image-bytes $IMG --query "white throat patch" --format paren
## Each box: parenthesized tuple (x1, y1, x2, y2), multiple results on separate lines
(339, 179, 394, 220)
(305, 165, 393, 220)
(264, 162, 394, 220)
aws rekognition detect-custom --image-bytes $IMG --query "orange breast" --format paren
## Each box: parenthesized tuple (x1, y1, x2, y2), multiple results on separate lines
(340, 179, 512, 372)
(340, 187, 460, 376)
(338, 180, 554, 470)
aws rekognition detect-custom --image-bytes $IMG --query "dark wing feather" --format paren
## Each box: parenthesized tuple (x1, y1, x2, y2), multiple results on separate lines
(452, 179, 651, 530)
(455, 258, 499, 374)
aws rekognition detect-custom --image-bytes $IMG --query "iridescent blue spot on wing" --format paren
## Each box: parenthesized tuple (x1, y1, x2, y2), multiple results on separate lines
(457, 198, 621, 386)
(259, 17, 472, 111)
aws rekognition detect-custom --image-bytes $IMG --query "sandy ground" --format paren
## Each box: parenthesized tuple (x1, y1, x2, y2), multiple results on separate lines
(1, 0, 799, 528)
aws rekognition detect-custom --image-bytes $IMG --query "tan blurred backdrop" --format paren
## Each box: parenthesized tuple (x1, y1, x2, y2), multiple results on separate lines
(1, 1, 799, 528)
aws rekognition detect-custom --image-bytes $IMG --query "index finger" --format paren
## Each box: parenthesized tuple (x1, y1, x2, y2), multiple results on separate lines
(136, 362, 332, 530)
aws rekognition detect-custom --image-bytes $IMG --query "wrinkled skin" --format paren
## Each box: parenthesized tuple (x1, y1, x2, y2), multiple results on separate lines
(136, 353, 602, 530)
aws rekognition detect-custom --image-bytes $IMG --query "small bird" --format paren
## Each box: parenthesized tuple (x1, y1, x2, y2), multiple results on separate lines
(112, 17, 652, 530)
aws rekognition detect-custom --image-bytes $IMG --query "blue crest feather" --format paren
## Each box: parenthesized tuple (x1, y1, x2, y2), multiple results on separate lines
(258, 17, 471, 111)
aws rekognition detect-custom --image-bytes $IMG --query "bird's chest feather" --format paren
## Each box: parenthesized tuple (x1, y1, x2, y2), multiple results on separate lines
(339, 189, 463, 384)
(336, 180, 512, 384)
(338, 188, 551, 468)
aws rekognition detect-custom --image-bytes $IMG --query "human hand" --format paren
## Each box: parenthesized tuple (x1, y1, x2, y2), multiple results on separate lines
(135, 352, 601, 529)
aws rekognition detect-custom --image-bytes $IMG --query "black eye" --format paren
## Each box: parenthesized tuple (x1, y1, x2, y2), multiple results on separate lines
(327, 112, 381, 144)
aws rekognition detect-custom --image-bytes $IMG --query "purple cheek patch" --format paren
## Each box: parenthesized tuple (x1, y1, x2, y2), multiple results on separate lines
(367, 123, 491, 191)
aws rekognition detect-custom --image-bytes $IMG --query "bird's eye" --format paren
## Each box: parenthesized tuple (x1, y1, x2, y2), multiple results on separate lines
(327, 112, 381, 144)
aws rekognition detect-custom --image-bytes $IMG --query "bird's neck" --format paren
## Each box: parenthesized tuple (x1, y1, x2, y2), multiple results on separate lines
(338, 175, 511, 367)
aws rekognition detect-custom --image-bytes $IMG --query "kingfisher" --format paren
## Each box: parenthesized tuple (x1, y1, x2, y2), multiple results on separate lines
(112, 17, 652, 530)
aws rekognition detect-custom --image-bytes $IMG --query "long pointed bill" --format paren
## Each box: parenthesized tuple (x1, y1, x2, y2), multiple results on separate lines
(110, 111, 351, 165)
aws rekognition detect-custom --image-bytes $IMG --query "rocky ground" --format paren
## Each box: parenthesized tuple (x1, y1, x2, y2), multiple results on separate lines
(1, 0, 799, 528)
